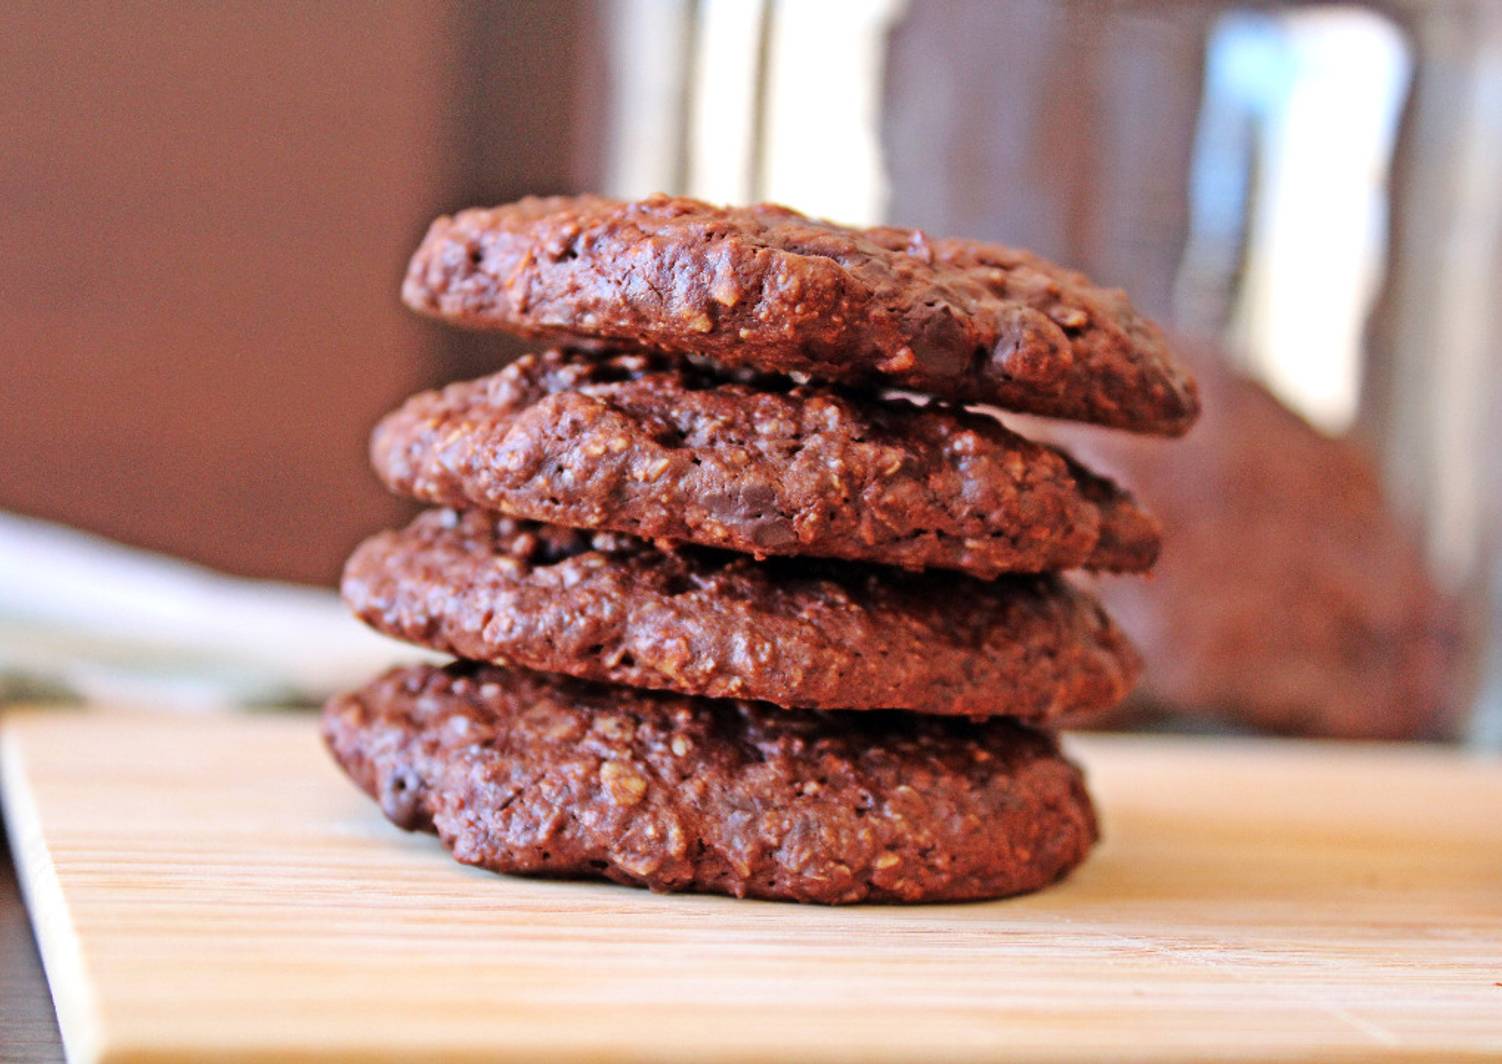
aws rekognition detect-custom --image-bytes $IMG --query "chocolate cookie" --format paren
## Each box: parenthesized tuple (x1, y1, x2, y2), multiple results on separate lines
(342, 509, 1140, 720)
(1028, 347, 1465, 741)
(323, 663, 1099, 904)
(402, 194, 1198, 434)
(371, 350, 1160, 578)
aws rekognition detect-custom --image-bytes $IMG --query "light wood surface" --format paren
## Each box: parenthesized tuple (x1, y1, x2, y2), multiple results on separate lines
(2, 708, 1499, 1063)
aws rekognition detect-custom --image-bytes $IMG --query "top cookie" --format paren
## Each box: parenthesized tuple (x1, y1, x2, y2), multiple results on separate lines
(403, 194, 1199, 435)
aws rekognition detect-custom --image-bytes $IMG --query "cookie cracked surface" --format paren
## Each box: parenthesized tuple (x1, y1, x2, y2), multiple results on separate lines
(342, 508, 1140, 720)
(322, 663, 1100, 904)
(402, 195, 1199, 434)
(371, 350, 1160, 578)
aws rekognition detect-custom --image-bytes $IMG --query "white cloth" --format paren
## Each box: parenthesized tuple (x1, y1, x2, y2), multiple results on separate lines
(0, 512, 434, 709)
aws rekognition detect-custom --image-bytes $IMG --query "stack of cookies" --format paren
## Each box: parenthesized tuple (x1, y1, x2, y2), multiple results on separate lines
(322, 194, 1198, 904)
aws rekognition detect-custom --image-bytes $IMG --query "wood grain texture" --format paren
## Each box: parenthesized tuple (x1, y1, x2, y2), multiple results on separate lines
(2, 708, 1499, 1063)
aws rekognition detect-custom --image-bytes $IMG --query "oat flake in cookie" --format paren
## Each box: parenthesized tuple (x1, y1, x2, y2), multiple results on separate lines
(342, 509, 1140, 720)
(371, 349, 1161, 578)
(401, 194, 1199, 435)
(322, 663, 1100, 904)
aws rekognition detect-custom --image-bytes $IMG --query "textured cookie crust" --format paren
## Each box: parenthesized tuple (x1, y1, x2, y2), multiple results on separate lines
(342, 509, 1140, 720)
(322, 663, 1099, 904)
(371, 350, 1160, 578)
(401, 194, 1198, 434)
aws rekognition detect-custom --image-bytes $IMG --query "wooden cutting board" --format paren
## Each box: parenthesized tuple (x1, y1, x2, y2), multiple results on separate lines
(3, 708, 1499, 1063)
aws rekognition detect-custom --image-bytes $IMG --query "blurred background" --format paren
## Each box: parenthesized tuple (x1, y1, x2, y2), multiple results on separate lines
(2, 0, 1498, 744)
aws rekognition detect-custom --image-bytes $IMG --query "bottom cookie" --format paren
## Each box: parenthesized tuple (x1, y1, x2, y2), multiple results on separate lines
(322, 663, 1099, 904)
